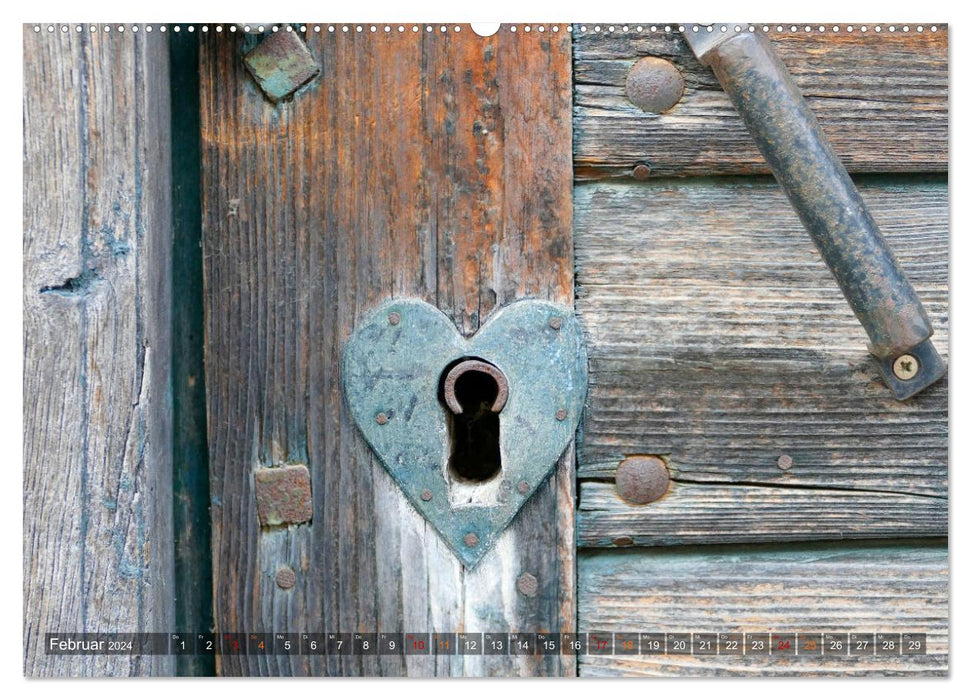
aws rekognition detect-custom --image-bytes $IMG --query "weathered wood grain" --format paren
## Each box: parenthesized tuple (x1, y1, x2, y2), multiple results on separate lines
(23, 26, 174, 676)
(575, 179, 947, 501)
(578, 542, 948, 676)
(200, 26, 575, 676)
(573, 27, 948, 179)
(578, 480, 946, 547)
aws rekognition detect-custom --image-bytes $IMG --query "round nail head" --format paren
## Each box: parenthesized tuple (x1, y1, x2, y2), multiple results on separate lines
(463, 532, 479, 548)
(376, 412, 389, 425)
(632, 163, 652, 180)
(555, 409, 567, 421)
(626, 56, 685, 113)
(517, 572, 539, 597)
(777, 454, 793, 470)
(275, 566, 296, 590)
(420, 489, 433, 501)
(388, 311, 401, 325)
(615, 455, 670, 505)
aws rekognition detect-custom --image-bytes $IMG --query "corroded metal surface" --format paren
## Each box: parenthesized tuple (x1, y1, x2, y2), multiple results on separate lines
(342, 298, 587, 568)
(274, 566, 296, 590)
(442, 359, 509, 415)
(682, 26, 945, 400)
(614, 456, 670, 505)
(625, 56, 685, 114)
(253, 464, 313, 526)
(243, 30, 320, 102)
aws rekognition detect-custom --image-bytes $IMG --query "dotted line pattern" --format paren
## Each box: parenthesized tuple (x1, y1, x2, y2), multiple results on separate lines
(29, 23, 944, 36)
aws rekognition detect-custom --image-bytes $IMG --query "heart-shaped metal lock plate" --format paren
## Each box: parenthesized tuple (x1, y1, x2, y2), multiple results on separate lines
(342, 298, 587, 567)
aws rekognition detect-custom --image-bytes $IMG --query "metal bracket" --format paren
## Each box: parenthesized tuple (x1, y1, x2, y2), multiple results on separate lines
(681, 24, 946, 400)
(342, 298, 587, 568)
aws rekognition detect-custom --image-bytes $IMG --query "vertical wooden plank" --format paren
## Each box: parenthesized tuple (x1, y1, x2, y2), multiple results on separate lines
(23, 25, 174, 676)
(200, 25, 574, 676)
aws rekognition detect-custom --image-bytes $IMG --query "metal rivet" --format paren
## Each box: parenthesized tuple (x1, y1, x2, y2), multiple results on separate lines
(549, 317, 562, 330)
(376, 412, 389, 425)
(516, 572, 538, 597)
(388, 311, 400, 325)
(625, 56, 685, 113)
(555, 409, 567, 421)
(613, 536, 634, 547)
(420, 489, 433, 501)
(517, 480, 530, 495)
(615, 456, 670, 505)
(463, 532, 479, 548)
(892, 354, 919, 381)
(777, 454, 793, 471)
(632, 162, 652, 180)
(275, 566, 296, 590)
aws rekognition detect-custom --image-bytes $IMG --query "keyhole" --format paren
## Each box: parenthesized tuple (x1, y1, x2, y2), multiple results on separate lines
(440, 359, 508, 483)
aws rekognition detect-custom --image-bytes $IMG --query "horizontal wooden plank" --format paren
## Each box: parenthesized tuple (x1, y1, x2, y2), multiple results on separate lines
(575, 179, 948, 502)
(578, 481, 946, 547)
(579, 542, 948, 676)
(573, 28, 948, 179)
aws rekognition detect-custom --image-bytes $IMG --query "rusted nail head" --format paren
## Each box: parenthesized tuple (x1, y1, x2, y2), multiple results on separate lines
(615, 456, 670, 505)
(242, 29, 321, 103)
(549, 316, 562, 330)
(626, 56, 685, 114)
(613, 536, 634, 547)
(254, 464, 313, 527)
(517, 480, 530, 495)
(555, 409, 567, 421)
(892, 354, 919, 381)
(777, 454, 793, 471)
(376, 412, 389, 425)
(632, 163, 652, 180)
(516, 572, 539, 598)
(463, 532, 479, 548)
(420, 489, 433, 501)
(388, 311, 401, 326)
(275, 566, 296, 590)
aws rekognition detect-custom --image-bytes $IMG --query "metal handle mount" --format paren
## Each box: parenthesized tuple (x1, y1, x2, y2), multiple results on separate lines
(682, 25, 946, 400)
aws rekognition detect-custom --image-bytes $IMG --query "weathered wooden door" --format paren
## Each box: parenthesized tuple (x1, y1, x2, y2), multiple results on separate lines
(24, 22, 948, 678)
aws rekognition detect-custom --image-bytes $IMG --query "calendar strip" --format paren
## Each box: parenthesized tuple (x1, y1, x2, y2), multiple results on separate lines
(44, 632, 927, 656)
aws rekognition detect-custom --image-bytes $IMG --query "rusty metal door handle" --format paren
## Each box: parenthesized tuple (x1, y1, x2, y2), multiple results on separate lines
(682, 25, 945, 400)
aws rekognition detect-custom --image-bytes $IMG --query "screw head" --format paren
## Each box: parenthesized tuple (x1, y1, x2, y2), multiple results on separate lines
(388, 311, 401, 325)
(517, 480, 530, 495)
(777, 454, 793, 471)
(420, 489, 433, 501)
(893, 354, 919, 381)
(625, 56, 685, 114)
(516, 572, 539, 597)
(376, 412, 389, 425)
(275, 566, 296, 590)
(632, 162, 652, 180)
(549, 316, 562, 330)
(463, 532, 479, 548)
(615, 455, 670, 505)
(555, 409, 567, 421)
